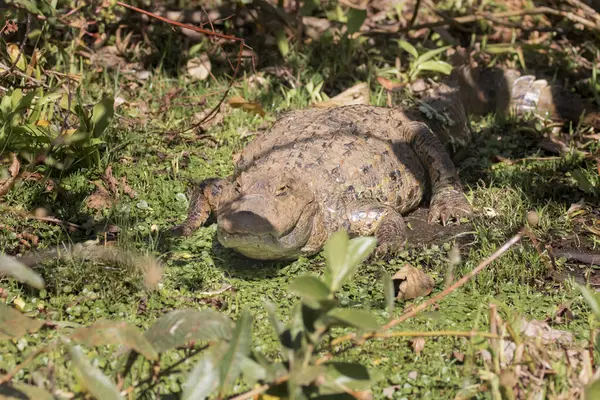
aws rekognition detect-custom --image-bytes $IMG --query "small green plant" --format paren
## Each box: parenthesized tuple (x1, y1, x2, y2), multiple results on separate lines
(396, 40, 453, 82)
(0, 88, 114, 172)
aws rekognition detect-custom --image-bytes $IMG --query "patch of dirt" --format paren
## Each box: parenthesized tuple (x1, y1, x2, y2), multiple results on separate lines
(404, 207, 474, 248)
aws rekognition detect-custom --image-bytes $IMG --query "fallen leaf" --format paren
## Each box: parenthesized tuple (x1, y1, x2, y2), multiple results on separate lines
(452, 350, 465, 363)
(246, 73, 270, 91)
(567, 198, 586, 217)
(519, 317, 573, 343)
(410, 79, 427, 93)
(377, 76, 405, 92)
(303, 17, 331, 40)
(0, 153, 20, 197)
(546, 303, 575, 324)
(411, 337, 425, 354)
(120, 176, 136, 198)
(407, 371, 418, 380)
(483, 207, 498, 218)
(382, 385, 400, 399)
(392, 264, 434, 301)
(315, 83, 370, 108)
(87, 182, 114, 211)
(102, 165, 118, 195)
(186, 53, 211, 81)
(228, 95, 265, 117)
(193, 107, 225, 128)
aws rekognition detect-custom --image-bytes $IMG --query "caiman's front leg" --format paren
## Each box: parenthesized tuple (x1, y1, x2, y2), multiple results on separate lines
(403, 121, 472, 225)
(345, 201, 407, 256)
(172, 178, 224, 236)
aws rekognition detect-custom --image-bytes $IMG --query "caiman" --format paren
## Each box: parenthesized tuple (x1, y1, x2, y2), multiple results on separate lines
(173, 65, 599, 260)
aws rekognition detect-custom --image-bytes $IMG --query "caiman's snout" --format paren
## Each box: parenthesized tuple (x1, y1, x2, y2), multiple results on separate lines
(218, 195, 280, 237)
(220, 211, 277, 235)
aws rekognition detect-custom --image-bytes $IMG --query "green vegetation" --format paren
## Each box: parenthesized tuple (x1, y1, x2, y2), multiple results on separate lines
(1, 0, 600, 398)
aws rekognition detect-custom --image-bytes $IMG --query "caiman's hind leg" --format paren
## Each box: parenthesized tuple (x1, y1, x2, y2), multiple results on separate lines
(403, 121, 472, 225)
(346, 202, 407, 256)
(172, 178, 224, 236)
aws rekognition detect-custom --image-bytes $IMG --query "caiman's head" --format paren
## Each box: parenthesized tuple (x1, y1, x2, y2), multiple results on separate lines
(216, 173, 321, 260)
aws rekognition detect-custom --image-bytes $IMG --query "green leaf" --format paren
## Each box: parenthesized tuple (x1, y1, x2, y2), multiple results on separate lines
(0, 303, 44, 340)
(0, 255, 45, 289)
(219, 309, 253, 396)
(382, 271, 395, 314)
(275, 29, 289, 57)
(6, 0, 55, 15)
(144, 309, 233, 353)
(289, 276, 331, 302)
(415, 45, 451, 64)
(35, 91, 62, 107)
(586, 378, 600, 400)
(319, 362, 377, 394)
(571, 169, 595, 193)
(0, 381, 54, 399)
(71, 320, 158, 360)
(69, 344, 124, 400)
(578, 284, 600, 319)
(346, 8, 367, 35)
(182, 347, 221, 400)
(91, 96, 114, 138)
(265, 301, 284, 338)
(240, 356, 267, 386)
(325, 230, 376, 292)
(397, 39, 419, 59)
(326, 308, 380, 331)
(416, 60, 453, 75)
(300, 0, 319, 15)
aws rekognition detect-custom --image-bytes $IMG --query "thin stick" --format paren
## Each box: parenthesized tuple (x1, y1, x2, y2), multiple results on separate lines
(372, 330, 504, 339)
(408, 0, 422, 28)
(366, 6, 599, 34)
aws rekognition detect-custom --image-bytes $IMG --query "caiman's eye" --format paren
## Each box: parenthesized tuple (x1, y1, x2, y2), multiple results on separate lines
(275, 184, 290, 197)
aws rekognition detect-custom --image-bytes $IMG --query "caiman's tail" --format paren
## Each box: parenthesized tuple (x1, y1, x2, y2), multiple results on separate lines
(450, 65, 600, 129)
(415, 65, 600, 153)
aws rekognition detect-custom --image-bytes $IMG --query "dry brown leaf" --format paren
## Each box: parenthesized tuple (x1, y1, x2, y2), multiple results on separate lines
(453, 350, 465, 363)
(392, 264, 434, 301)
(314, 83, 370, 109)
(228, 95, 265, 117)
(87, 182, 114, 211)
(411, 337, 425, 354)
(382, 385, 400, 399)
(103, 165, 118, 195)
(121, 176, 136, 199)
(519, 317, 573, 343)
(377, 76, 404, 92)
(0, 153, 20, 197)
(186, 53, 211, 81)
(246, 73, 270, 91)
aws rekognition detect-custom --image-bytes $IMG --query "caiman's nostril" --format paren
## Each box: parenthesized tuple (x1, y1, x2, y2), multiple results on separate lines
(220, 211, 275, 235)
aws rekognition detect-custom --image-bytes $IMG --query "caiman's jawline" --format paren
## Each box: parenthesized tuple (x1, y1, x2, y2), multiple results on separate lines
(216, 201, 318, 260)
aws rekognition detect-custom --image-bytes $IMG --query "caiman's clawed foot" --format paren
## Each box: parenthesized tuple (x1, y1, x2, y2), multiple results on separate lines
(428, 189, 472, 225)
(374, 211, 408, 257)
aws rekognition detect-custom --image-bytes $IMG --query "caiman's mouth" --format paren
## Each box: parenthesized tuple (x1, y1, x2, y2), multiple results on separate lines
(216, 201, 319, 260)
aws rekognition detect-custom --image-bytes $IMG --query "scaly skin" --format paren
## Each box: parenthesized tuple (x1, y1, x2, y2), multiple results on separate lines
(174, 105, 470, 260)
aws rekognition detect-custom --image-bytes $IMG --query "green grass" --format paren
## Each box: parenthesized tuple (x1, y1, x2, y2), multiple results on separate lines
(2, 5, 600, 398)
